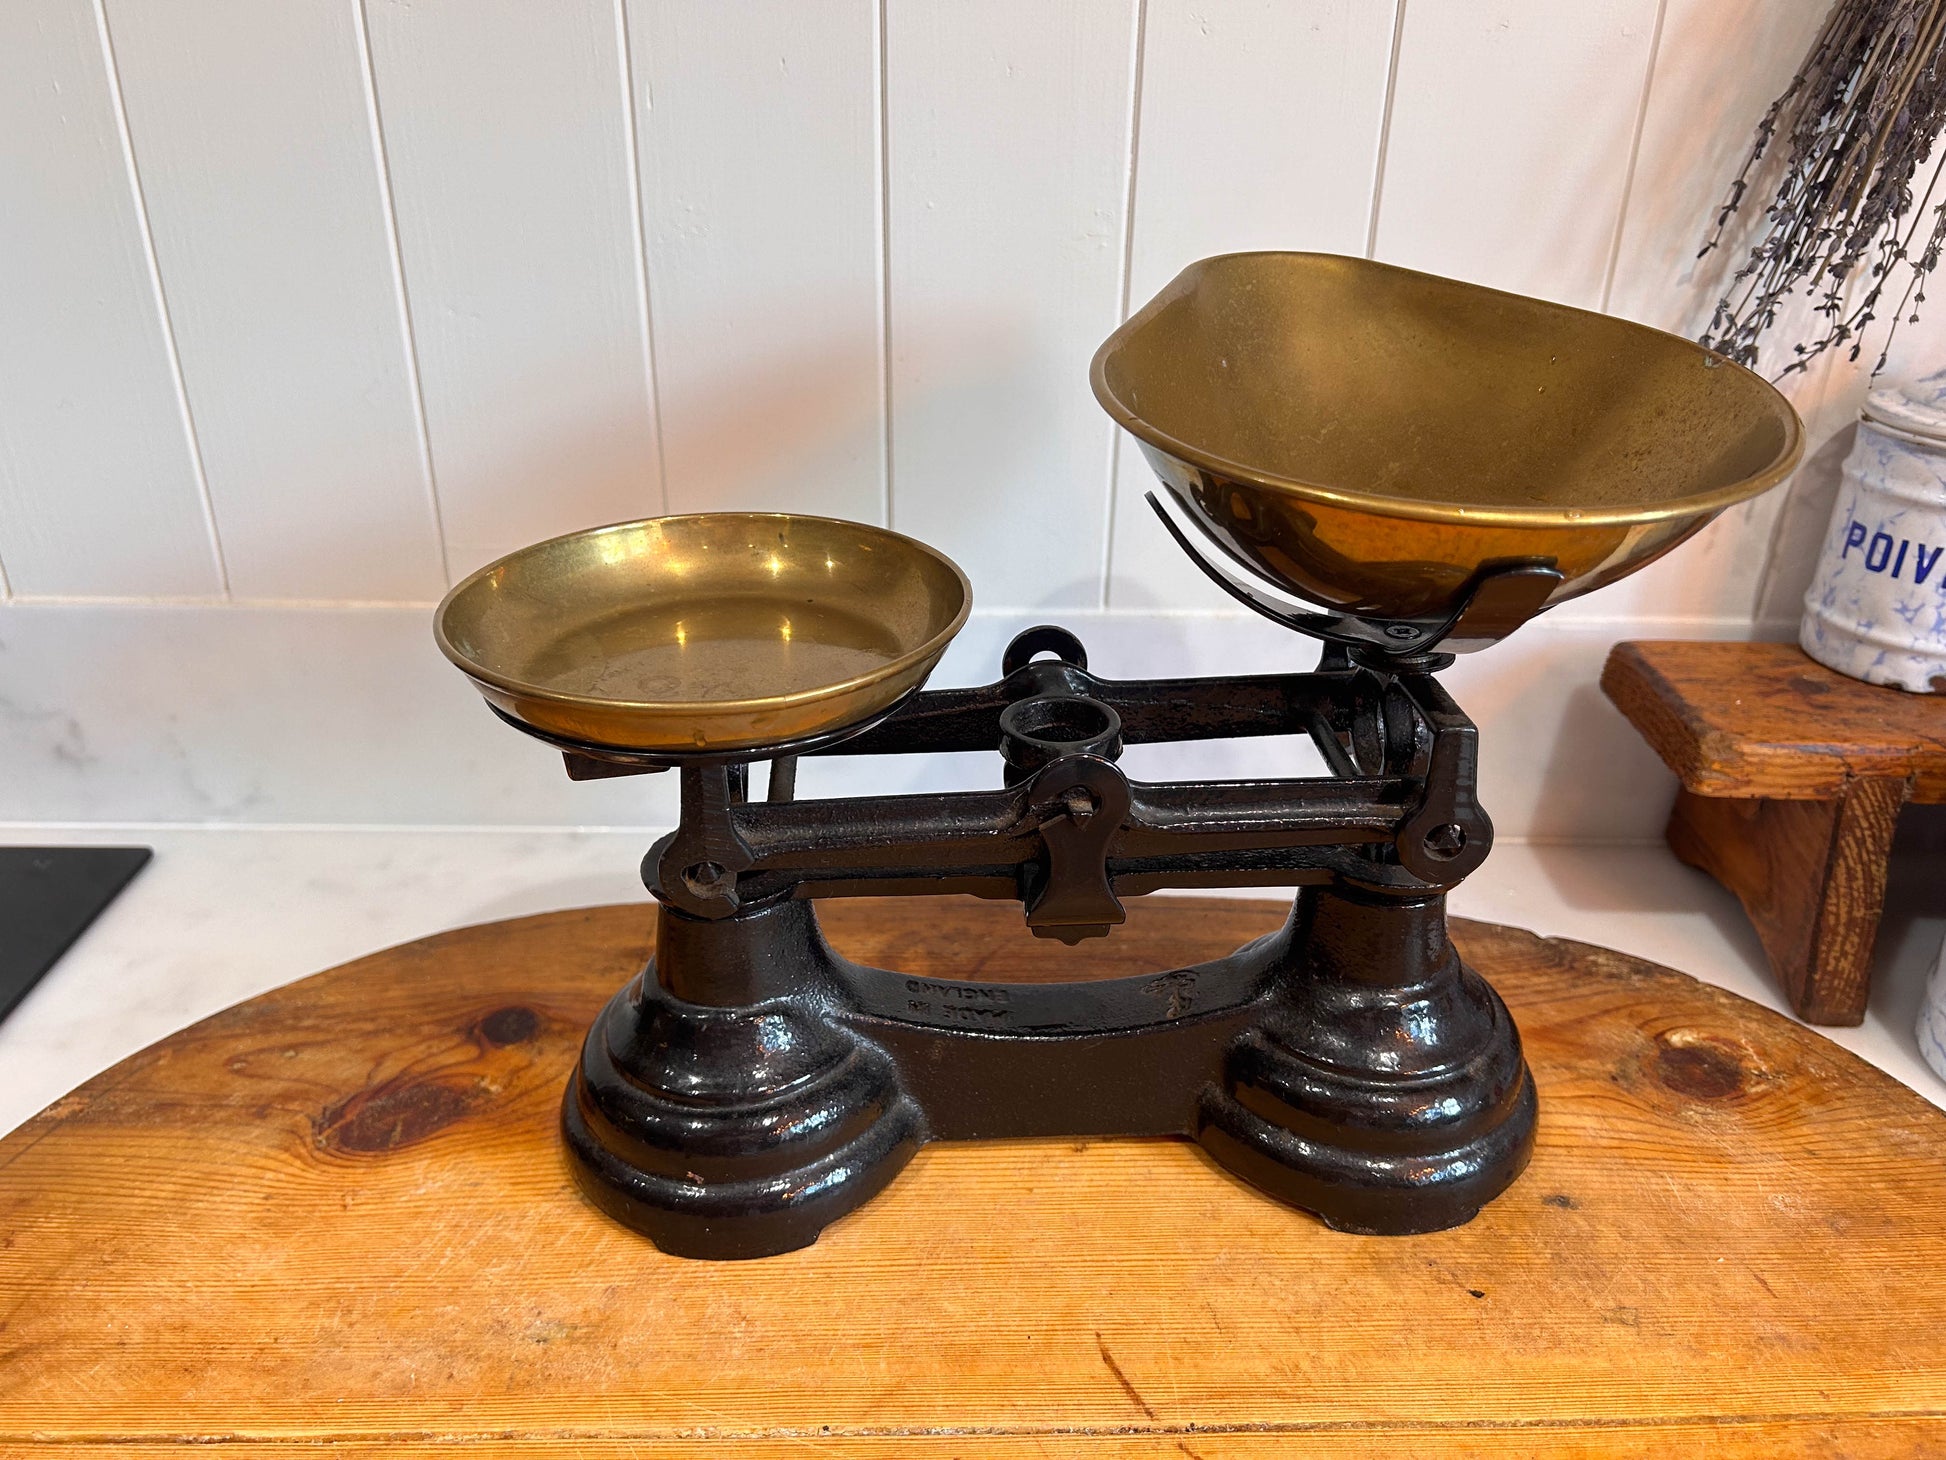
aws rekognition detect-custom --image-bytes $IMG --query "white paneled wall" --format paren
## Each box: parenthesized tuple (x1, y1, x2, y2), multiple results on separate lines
(366, 0, 660, 580)
(1374, 0, 1664, 311)
(0, 0, 219, 598)
(635, 0, 883, 526)
(886, 0, 1138, 609)
(0, 0, 1926, 834)
(105, 0, 444, 601)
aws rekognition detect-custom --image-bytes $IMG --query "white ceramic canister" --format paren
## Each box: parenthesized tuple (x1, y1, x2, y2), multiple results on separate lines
(1801, 368, 1946, 693)
(1921, 930, 1946, 1087)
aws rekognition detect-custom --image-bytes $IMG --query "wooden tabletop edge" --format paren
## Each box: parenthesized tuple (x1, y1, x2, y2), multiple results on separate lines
(10, 1408, 1946, 1446)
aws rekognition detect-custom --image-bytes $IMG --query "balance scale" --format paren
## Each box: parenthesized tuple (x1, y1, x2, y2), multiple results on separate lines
(435, 253, 1802, 1259)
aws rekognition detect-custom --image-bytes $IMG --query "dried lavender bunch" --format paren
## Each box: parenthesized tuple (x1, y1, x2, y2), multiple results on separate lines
(1700, 0, 1946, 377)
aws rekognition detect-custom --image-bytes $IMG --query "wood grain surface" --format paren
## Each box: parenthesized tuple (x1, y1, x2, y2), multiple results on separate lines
(1602, 638, 1940, 1023)
(1667, 779, 1906, 1024)
(1600, 639, 1946, 801)
(3, 895, 1945, 1456)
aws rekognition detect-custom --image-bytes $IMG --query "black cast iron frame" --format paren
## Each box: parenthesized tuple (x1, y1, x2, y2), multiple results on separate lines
(517, 627, 1538, 1259)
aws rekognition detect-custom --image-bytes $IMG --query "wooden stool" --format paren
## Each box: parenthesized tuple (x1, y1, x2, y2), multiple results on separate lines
(4, 896, 1945, 1454)
(1602, 640, 1946, 1025)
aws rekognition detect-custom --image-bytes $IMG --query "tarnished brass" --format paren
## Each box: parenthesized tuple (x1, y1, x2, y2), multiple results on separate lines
(1092, 253, 1804, 621)
(435, 514, 971, 753)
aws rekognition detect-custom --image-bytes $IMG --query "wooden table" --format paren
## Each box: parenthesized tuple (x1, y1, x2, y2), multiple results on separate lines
(4, 896, 1945, 1455)
(1602, 639, 1946, 1025)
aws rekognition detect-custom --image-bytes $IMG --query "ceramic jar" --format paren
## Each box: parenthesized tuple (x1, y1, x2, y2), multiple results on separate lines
(1801, 369, 1946, 693)
(1921, 931, 1946, 1086)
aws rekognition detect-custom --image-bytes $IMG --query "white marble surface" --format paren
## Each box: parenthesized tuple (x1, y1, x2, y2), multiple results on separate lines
(3, 824, 1941, 1138)
(0, 600, 1770, 843)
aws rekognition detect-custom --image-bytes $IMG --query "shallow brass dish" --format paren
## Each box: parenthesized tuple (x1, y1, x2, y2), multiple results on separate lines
(436, 514, 971, 754)
(1092, 253, 1804, 621)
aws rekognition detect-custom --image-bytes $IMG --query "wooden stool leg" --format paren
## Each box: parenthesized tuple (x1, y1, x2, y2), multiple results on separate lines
(1666, 777, 1909, 1026)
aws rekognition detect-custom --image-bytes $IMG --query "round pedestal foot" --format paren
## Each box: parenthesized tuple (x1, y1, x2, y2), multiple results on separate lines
(564, 962, 922, 1260)
(1199, 1044, 1536, 1235)
(1199, 884, 1538, 1234)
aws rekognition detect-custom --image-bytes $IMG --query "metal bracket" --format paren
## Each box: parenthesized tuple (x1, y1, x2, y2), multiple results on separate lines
(649, 764, 758, 916)
(1145, 490, 1564, 658)
(1020, 755, 1132, 942)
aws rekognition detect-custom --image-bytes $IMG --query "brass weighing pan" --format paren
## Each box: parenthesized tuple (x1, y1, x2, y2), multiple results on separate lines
(1093, 253, 1804, 625)
(436, 514, 971, 755)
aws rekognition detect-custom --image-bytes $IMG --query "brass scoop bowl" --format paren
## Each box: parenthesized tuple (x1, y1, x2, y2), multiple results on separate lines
(435, 514, 970, 754)
(1093, 253, 1803, 644)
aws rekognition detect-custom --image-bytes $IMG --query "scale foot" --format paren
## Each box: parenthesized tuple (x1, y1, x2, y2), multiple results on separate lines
(563, 905, 922, 1259)
(1199, 884, 1537, 1234)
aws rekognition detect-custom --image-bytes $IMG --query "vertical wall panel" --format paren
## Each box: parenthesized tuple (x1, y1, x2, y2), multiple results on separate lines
(105, 0, 443, 601)
(632, 0, 882, 524)
(1606, 0, 1828, 337)
(1555, 0, 1831, 625)
(1374, 0, 1662, 311)
(369, 0, 660, 581)
(887, 0, 1138, 610)
(1105, 0, 1400, 609)
(0, 0, 220, 599)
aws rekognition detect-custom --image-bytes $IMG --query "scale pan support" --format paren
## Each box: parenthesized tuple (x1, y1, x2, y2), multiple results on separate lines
(1092, 253, 1803, 643)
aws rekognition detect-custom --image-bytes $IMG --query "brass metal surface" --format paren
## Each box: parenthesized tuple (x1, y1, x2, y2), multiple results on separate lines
(1092, 252, 1804, 620)
(435, 514, 971, 753)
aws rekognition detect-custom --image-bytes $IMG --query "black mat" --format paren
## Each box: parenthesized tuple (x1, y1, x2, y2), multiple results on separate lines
(0, 846, 150, 1025)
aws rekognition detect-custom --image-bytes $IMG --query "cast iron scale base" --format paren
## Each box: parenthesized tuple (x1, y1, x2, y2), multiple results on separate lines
(513, 619, 1539, 1260)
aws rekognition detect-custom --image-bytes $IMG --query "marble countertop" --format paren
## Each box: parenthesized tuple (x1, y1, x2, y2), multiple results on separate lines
(3, 825, 1942, 1138)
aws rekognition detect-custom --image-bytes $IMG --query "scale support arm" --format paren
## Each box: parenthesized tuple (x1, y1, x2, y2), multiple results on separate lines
(1144, 490, 1563, 659)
